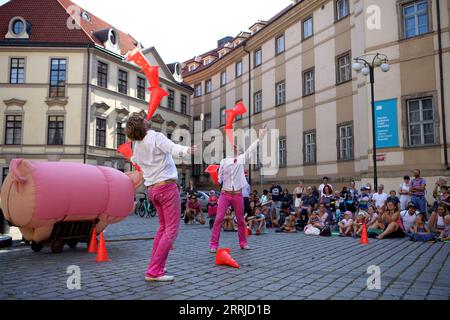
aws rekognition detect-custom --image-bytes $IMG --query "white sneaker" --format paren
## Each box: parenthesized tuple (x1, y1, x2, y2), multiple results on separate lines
(240, 245, 251, 250)
(210, 248, 217, 253)
(145, 275, 174, 282)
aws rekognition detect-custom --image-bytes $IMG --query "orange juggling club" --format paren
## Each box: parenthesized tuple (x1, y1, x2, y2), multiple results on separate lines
(147, 86, 169, 120)
(126, 48, 151, 70)
(205, 164, 220, 185)
(117, 141, 133, 160)
(233, 101, 247, 116)
(143, 66, 160, 88)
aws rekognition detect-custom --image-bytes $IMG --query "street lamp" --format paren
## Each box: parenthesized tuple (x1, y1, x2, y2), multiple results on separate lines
(353, 53, 390, 191)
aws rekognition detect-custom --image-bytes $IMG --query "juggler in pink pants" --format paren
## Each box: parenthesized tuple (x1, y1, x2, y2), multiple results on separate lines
(210, 192, 248, 249)
(146, 183, 180, 278)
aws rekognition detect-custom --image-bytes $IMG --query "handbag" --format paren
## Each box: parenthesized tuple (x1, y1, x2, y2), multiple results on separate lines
(320, 226, 331, 237)
(304, 225, 320, 236)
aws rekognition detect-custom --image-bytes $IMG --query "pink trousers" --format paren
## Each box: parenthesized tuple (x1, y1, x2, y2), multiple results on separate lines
(210, 192, 247, 249)
(146, 183, 180, 278)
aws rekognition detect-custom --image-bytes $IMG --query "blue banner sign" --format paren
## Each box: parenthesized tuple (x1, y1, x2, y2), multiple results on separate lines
(374, 98, 399, 148)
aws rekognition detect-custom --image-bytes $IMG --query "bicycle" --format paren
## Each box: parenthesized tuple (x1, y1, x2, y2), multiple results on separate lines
(136, 194, 157, 218)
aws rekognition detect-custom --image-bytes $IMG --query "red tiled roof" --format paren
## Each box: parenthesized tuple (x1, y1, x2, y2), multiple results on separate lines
(0, 0, 139, 56)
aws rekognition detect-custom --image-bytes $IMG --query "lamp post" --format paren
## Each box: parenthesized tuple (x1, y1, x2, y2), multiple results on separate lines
(352, 53, 390, 191)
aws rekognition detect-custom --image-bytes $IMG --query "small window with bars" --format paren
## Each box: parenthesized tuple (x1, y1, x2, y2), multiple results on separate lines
(97, 61, 108, 88)
(118, 70, 128, 94)
(96, 118, 106, 147)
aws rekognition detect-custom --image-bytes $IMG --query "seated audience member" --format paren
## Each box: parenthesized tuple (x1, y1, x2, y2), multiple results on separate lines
(400, 202, 420, 237)
(435, 186, 450, 211)
(304, 211, 321, 235)
(245, 201, 257, 223)
(321, 185, 334, 213)
(372, 184, 388, 209)
(367, 206, 378, 227)
(223, 207, 237, 232)
(276, 212, 297, 233)
(317, 203, 329, 227)
(428, 204, 448, 236)
(409, 213, 435, 242)
(250, 206, 266, 235)
(260, 189, 269, 204)
(376, 201, 405, 240)
(338, 211, 353, 237)
(207, 190, 218, 229)
(387, 190, 400, 207)
(437, 215, 450, 242)
(353, 211, 369, 237)
(300, 187, 318, 221)
(250, 190, 260, 206)
(358, 187, 371, 211)
(185, 195, 204, 225)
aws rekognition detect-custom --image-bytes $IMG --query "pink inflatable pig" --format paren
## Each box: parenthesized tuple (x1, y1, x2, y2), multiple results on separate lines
(0, 159, 142, 244)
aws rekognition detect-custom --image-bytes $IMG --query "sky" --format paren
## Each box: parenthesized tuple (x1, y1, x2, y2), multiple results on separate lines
(0, 0, 293, 63)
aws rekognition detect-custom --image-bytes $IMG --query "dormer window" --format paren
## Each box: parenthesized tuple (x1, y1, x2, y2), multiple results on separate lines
(109, 29, 117, 46)
(81, 11, 91, 22)
(6, 16, 30, 39)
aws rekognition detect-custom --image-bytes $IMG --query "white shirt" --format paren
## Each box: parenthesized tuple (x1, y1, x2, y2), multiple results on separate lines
(219, 140, 259, 192)
(372, 192, 388, 208)
(401, 210, 419, 233)
(131, 130, 189, 187)
(242, 181, 251, 197)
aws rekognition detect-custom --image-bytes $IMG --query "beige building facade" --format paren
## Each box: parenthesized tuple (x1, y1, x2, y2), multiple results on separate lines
(183, 0, 450, 201)
(0, 0, 193, 188)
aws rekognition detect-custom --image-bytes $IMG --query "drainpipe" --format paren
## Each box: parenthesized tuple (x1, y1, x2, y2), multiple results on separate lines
(436, 0, 449, 170)
(83, 46, 91, 164)
(243, 42, 252, 185)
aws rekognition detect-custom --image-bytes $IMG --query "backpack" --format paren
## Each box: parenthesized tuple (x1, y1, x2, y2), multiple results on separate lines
(319, 226, 331, 237)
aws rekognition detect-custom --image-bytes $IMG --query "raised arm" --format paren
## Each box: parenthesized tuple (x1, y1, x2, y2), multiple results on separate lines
(155, 132, 190, 159)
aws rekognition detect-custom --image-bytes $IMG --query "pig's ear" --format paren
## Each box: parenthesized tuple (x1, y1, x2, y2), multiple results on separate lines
(9, 159, 34, 183)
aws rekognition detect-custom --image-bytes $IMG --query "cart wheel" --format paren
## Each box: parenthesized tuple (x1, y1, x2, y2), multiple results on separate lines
(30, 241, 43, 252)
(50, 240, 64, 254)
(67, 240, 78, 249)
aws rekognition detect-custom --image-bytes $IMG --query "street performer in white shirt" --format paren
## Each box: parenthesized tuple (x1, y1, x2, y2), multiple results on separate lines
(209, 126, 268, 253)
(126, 111, 196, 282)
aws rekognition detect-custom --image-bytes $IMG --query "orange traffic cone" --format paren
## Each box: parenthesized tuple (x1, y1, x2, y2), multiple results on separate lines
(360, 224, 369, 245)
(245, 226, 252, 237)
(96, 232, 111, 262)
(215, 248, 240, 268)
(87, 227, 98, 253)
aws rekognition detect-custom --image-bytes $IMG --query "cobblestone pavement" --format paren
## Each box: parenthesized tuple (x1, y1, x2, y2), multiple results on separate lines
(0, 214, 449, 300)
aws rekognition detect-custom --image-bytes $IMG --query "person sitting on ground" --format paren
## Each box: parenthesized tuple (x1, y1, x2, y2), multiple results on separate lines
(300, 187, 318, 222)
(276, 212, 297, 233)
(400, 202, 420, 237)
(207, 190, 218, 229)
(367, 206, 379, 227)
(376, 200, 405, 240)
(387, 190, 400, 207)
(338, 211, 353, 237)
(372, 184, 388, 209)
(321, 185, 334, 213)
(303, 211, 322, 235)
(185, 195, 204, 225)
(245, 201, 257, 226)
(428, 204, 448, 237)
(223, 207, 237, 232)
(436, 185, 450, 212)
(409, 213, 435, 242)
(250, 190, 260, 206)
(248, 206, 265, 235)
(259, 189, 269, 204)
(437, 215, 450, 242)
(353, 211, 369, 237)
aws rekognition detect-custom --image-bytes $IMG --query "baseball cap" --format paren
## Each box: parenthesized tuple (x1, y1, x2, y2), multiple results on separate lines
(408, 202, 417, 208)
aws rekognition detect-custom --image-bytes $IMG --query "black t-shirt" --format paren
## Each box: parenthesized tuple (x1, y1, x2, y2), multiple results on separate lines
(270, 185, 283, 201)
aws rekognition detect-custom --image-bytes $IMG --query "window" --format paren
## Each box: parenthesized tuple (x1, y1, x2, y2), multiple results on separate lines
(96, 118, 106, 147)
(204, 113, 211, 130)
(303, 69, 315, 96)
(254, 91, 262, 114)
(279, 138, 286, 168)
(10, 58, 25, 84)
(220, 107, 226, 126)
(188, 64, 197, 72)
(137, 76, 146, 100)
(117, 122, 126, 147)
(49, 58, 67, 98)
(2, 168, 9, 185)
(338, 124, 353, 160)
(220, 71, 227, 87)
(97, 61, 108, 88)
(47, 116, 64, 145)
(276, 81, 286, 106)
(5, 115, 22, 145)
(403, 1, 429, 39)
(236, 61, 243, 78)
(168, 89, 175, 110)
(205, 79, 212, 94)
(118, 70, 128, 94)
(304, 131, 316, 164)
(336, 53, 351, 84)
(194, 164, 202, 176)
(336, 0, 350, 21)
(12, 19, 24, 35)
(303, 18, 313, 39)
(181, 94, 188, 114)
(194, 84, 202, 97)
(254, 49, 262, 67)
(407, 97, 435, 146)
(276, 34, 285, 55)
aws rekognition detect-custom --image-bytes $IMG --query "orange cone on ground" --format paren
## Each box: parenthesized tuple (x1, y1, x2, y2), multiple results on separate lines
(360, 223, 369, 245)
(215, 248, 240, 268)
(96, 232, 111, 262)
(87, 227, 98, 253)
